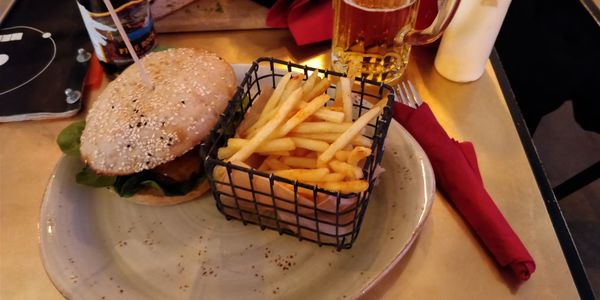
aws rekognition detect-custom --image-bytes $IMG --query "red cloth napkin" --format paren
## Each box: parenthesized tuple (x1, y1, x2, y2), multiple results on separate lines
(266, 0, 333, 46)
(394, 102, 536, 281)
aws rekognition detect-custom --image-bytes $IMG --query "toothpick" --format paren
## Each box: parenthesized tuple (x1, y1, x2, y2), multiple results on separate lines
(102, 0, 153, 89)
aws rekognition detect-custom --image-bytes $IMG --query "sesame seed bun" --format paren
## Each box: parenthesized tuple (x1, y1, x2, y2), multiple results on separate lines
(80, 48, 236, 176)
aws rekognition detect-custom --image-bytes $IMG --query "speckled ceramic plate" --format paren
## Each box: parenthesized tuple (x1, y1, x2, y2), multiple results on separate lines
(39, 65, 435, 300)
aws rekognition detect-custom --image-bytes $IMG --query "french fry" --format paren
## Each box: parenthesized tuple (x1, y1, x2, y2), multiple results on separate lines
(334, 150, 350, 162)
(302, 71, 320, 95)
(333, 82, 343, 107)
(282, 156, 317, 169)
(257, 160, 270, 171)
(290, 122, 352, 134)
(323, 173, 345, 182)
(218, 146, 238, 160)
(348, 146, 372, 166)
(258, 151, 291, 156)
(328, 160, 363, 179)
(302, 77, 330, 102)
(252, 73, 292, 128)
(318, 105, 382, 165)
(273, 168, 330, 182)
(275, 94, 331, 137)
(375, 97, 388, 109)
(290, 137, 330, 152)
(291, 133, 371, 147)
(297, 102, 345, 123)
(317, 180, 369, 193)
(264, 157, 290, 170)
(220, 68, 384, 202)
(245, 74, 306, 138)
(227, 137, 296, 153)
(229, 88, 303, 162)
(313, 108, 345, 123)
(245, 109, 276, 138)
(280, 74, 303, 103)
(339, 77, 353, 122)
(352, 135, 372, 147)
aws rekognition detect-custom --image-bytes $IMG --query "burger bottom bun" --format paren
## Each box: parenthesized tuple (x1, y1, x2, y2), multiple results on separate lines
(125, 180, 210, 206)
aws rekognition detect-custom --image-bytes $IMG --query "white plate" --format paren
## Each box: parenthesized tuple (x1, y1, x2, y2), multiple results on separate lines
(40, 65, 435, 300)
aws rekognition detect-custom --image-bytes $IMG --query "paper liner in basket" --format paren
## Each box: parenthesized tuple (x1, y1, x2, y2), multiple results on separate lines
(213, 162, 359, 243)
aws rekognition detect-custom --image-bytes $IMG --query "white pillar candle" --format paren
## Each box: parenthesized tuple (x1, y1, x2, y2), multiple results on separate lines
(434, 0, 512, 82)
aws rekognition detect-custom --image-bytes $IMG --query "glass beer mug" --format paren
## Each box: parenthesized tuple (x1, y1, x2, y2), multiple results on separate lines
(332, 0, 460, 83)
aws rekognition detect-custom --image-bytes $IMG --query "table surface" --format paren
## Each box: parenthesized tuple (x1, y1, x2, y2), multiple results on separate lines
(0, 29, 582, 299)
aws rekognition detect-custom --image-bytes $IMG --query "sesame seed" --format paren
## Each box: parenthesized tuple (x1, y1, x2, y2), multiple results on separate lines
(78, 48, 235, 174)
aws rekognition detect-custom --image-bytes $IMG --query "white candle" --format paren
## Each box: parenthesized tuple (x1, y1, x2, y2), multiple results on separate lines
(434, 0, 512, 82)
(102, 0, 153, 88)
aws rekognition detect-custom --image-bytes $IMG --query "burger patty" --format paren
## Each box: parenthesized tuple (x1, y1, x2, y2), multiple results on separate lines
(149, 146, 203, 186)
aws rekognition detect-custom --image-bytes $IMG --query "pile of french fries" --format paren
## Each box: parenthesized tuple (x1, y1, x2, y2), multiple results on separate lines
(217, 71, 385, 194)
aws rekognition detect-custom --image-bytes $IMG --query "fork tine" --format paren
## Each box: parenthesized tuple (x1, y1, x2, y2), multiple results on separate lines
(396, 84, 409, 106)
(401, 81, 416, 108)
(407, 80, 423, 106)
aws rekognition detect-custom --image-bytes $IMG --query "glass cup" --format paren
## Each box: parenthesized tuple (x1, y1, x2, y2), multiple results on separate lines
(332, 0, 461, 84)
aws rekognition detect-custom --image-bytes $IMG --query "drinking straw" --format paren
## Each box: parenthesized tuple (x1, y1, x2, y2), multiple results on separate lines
(102, 0, 153, 88)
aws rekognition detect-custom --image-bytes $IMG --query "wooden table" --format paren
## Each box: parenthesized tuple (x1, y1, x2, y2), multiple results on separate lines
(0, 29, 592, 299)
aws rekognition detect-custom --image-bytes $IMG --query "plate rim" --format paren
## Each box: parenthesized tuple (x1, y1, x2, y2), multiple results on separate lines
(359, 119, 436, 296)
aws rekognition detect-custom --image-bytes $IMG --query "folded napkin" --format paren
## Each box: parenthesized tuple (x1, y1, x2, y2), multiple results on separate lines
(266, 0, 333, 46)
(394, 102, 536, 281)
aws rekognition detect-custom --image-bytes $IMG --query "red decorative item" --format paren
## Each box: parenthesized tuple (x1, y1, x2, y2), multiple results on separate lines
(84, 54, 104, 92)
(266, 0, 439, 45)
(266, 0, 334, 46)
(394, 102, 536, 281)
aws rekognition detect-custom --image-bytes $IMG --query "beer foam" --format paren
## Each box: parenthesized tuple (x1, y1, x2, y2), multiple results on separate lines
(343, 0, 416, 12)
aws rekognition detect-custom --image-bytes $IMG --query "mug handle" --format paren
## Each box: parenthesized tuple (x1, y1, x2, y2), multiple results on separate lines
(406, 0, 462, 45)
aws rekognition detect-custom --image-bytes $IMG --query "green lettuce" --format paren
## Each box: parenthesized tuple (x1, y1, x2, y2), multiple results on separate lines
(76, 167, 116, 187)
(56, 120, 86, 157)
(57, 121, 204, 198)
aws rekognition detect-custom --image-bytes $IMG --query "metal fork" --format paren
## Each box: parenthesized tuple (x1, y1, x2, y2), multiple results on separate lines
(396, 80, 423, 108)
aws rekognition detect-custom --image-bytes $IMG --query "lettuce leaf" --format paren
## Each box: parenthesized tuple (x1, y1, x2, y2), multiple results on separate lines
(57, 120, 85, 156)
(113, 171, 204, 197)
(58, 120, 204, 198)
(152, 45, 172, 52)
(76, 167, 116, 187)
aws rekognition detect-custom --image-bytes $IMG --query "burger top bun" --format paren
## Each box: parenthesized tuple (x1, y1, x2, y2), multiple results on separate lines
(80, 48, 236, 176)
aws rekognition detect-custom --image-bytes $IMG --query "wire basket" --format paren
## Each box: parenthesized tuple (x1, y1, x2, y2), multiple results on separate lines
(200, 57, 395, 250)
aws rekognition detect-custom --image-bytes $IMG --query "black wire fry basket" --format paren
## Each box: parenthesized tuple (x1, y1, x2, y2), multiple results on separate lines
(200, 57, 395, 250)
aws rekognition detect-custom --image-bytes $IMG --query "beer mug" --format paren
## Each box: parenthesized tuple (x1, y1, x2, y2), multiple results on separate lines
(332, 0, 461, 83)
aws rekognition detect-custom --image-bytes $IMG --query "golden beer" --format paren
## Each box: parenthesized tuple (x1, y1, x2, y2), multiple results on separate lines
(332, 0, 460, 83)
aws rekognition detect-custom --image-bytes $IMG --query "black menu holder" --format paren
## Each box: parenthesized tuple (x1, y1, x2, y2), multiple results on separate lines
(0, 0, 91, 122)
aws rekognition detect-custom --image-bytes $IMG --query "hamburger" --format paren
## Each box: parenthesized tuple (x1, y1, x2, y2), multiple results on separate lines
(57, 48, 236, 205)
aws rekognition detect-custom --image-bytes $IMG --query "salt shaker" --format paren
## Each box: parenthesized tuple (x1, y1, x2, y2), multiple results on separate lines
(434, 0, 512, 82)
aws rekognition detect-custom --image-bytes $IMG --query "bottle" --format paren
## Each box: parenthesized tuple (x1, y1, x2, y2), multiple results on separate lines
(76, 0, 156, 74)
(433, 0, 511, 82)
